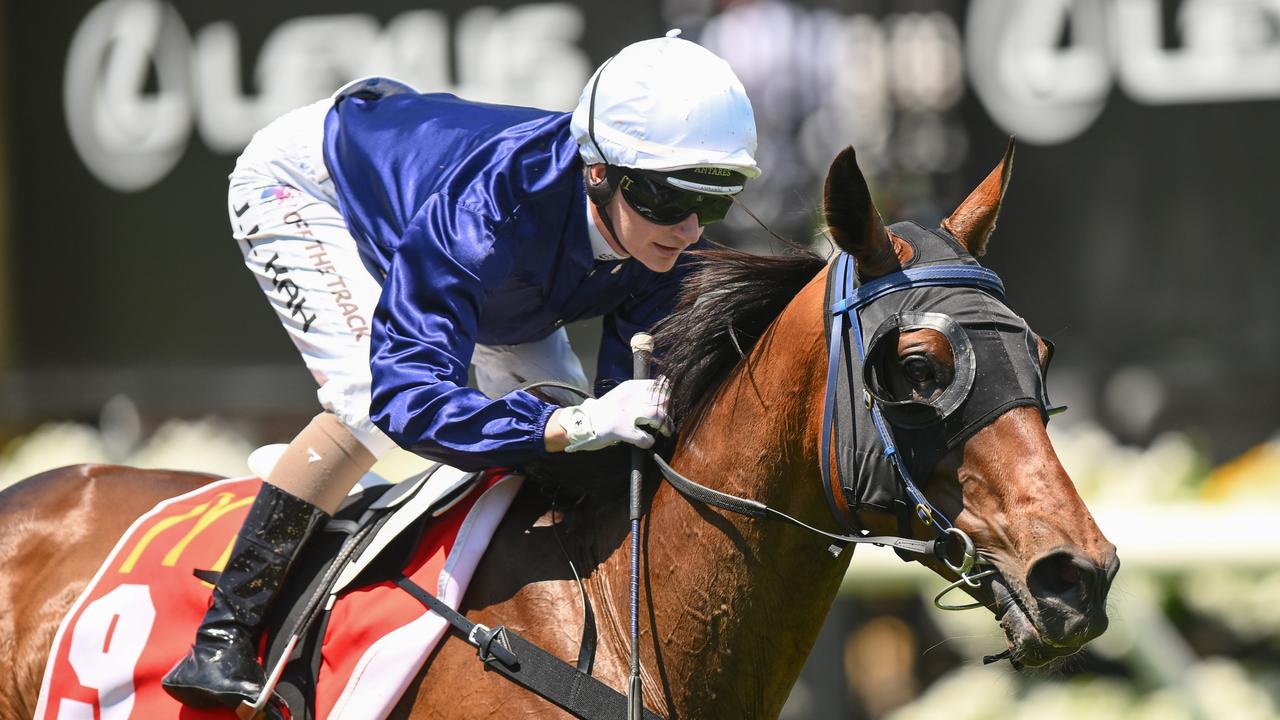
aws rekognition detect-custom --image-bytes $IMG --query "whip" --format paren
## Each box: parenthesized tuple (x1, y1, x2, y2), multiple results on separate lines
(627, 332, 654, 720)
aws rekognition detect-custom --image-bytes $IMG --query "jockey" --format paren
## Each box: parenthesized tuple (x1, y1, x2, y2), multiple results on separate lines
(162, 34, 760, 710)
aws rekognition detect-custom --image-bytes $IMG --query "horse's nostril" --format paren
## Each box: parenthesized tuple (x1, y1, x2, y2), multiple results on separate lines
(1025, 550, 1113, 644)
(1029, 551, 1085, 598)
(1058, 558, 1081, 587)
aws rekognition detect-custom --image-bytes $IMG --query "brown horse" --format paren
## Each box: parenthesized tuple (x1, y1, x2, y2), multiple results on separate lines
(0, 146, 1117, 719)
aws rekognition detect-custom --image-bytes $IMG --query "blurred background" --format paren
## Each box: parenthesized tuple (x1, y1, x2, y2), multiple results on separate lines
(1, 0, 1278, 717)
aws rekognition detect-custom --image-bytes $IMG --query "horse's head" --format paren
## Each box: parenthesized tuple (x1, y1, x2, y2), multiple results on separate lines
(824, 141, 1119, 668)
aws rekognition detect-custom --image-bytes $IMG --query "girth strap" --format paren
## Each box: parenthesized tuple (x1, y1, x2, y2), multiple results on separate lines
(395, 576, 662, 720)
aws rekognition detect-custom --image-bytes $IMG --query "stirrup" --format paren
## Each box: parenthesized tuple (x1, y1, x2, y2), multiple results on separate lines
(235, 692, 291, 720)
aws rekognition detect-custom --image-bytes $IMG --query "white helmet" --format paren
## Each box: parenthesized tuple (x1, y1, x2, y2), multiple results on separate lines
(571, 34, 761, 181)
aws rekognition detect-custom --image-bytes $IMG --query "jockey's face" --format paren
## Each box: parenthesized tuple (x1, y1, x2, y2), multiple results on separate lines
(589, 164, 702, 272)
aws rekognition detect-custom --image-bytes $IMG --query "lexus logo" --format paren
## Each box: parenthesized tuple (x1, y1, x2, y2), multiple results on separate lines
(63, 0, 590, 193)
(64, 0, 193, 193)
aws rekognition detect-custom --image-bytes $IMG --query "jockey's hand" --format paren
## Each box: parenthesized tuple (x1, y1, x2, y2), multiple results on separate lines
(558, 379, 671, 453)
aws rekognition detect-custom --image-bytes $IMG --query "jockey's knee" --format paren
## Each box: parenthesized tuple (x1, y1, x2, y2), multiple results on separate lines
(266, 412, 379, 513)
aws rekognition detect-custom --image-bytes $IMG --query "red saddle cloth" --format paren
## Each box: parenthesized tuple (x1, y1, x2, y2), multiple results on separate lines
(34, 470, 522, 720)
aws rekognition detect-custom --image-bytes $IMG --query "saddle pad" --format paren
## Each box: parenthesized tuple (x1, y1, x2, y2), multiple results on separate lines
(34, 470, 523, 720)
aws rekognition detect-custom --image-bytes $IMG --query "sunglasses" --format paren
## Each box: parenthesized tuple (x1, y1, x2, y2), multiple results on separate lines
(609, 167, 742, 226)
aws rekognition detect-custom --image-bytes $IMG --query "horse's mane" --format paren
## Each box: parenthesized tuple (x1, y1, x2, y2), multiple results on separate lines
(653, 245, 826, 432)
(520, 244, 825, 497)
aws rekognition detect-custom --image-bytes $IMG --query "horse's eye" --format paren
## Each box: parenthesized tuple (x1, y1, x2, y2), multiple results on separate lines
(902, 355, 933, 384)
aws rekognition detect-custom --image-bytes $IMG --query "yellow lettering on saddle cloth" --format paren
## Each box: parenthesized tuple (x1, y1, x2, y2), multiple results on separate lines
(118, 491, 253, 576)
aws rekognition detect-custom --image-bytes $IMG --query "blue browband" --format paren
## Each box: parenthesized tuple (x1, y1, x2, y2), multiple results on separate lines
(820, 253, 1006, 540)
(830, 264, 1006, 315)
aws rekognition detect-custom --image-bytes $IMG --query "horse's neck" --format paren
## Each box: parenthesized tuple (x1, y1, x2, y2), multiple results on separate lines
(607, 272, 853, 717)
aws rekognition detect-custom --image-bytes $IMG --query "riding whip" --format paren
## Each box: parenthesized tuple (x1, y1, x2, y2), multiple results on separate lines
(628, 332, 654, 720)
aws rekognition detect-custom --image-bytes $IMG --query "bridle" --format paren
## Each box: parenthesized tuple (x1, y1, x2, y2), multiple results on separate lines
(822, 251, 1007, 607)
(651, 248, 1033, 611)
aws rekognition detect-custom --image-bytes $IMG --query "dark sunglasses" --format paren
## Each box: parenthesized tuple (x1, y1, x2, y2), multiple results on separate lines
(608, 167, 740, 227)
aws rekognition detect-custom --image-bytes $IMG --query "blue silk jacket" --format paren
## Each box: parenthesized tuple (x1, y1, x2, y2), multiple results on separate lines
(322, 84, 695, 470)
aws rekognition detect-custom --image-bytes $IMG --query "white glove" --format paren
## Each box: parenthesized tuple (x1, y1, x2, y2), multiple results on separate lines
(559, 379, 672, 453)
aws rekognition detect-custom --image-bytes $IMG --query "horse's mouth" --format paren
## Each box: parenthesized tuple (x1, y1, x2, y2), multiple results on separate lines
(989, 570, 1082, 669)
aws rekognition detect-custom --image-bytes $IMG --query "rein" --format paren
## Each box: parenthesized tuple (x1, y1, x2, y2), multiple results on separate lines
(651, 455, 960, 561)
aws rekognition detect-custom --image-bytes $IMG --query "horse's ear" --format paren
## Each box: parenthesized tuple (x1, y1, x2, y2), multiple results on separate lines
(823, 146, 901, 278)
(942, 137, 1015, 257)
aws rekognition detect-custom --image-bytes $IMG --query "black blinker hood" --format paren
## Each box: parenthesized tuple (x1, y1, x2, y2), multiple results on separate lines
(827, 221, 1052, 514)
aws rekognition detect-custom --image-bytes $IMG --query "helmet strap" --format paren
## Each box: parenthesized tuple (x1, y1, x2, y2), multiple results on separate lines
(584, 167, 627, 256)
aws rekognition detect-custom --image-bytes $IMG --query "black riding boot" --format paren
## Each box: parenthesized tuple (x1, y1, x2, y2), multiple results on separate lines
(162, 483, 328, 709)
